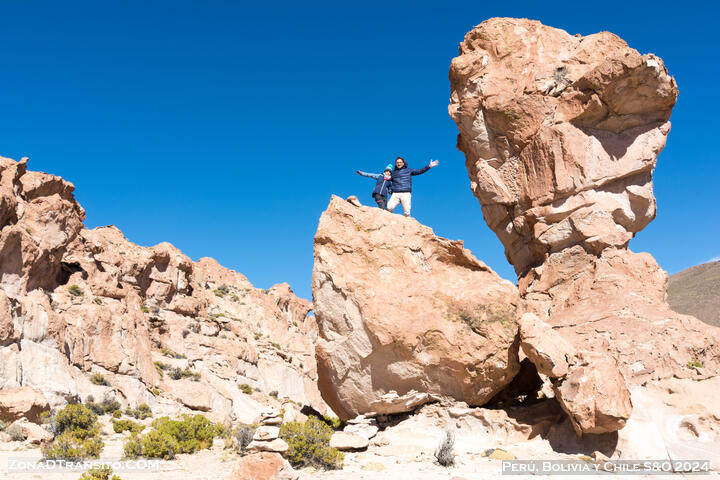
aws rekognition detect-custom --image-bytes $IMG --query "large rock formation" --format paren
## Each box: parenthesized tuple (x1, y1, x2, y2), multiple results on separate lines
(0, 155, 328, 424)
(449, 17, 677, 275)
(313, 196, 520, 420)
(449, 17, 720, 452)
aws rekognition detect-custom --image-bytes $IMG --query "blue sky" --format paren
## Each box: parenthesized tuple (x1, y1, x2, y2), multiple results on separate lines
(1, 1, 717, 299)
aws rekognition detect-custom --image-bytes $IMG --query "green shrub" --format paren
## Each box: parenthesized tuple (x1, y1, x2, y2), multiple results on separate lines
(6, 423, 26, 441)
(323, 415, 344, 430)
(42, 432, 103, 460)
(160, 347, 186, 359)
(123, 437, 142, 458)
(151, 387, 160, 396)
(140, 306, 149, 313)
(238, 384, 253, 395)
(85, 395, 121, 416)
(123, 414, 219, 459)
(78, 465, 122, 480)
(93, 298, 103, 305)
(271, 342, 282, 351)
(124, 403, 152, 420)
(55, 404, 98, 438)
(112, 419, 144, 435)
(68, 285, 84, 297)
(687, 360, 704, 369)
(112, 410, 121, 419)
(90, 373, 108, 386)
(169, 367, 200, 381)
(39, 410, 52, 424)
(43, 403, 103, 460)
(279, 416, 344, 469)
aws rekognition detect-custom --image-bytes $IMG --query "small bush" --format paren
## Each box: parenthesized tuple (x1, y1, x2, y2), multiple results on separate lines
(42, 432, 103, 460)
(233, 424, 256, 454)
(687, 360, 704, 369)
(39, 410, 52, 424)
(125, 403, 152, 420)
(112, 419, 144, 435)
(238, 384, 253, 395)
(112, 410, 122, 419)
(189, 322, 201, 334)
(323, 416, 344, 431)
(271, 342, 282, 351)
(6, 423, 27, 441)
(269, 390, 279, 398)
(151, 387, 160, 396)
(93, 298, 103, 305)
(0, 420, 6, 431)
(91, 373, 108, 386)
(181, 329, 190, 338)
(140, 306, 150, 313)
(169, 367, 200, 381)
(86, 395, 121, 416)
(78, 465, 122, 480)
(434, 430, 455, 467)
(161, 347, 186, 359)
(124, 414, 220, 459)
(279, 416, 343, 469)
(68, 285, 84, 297)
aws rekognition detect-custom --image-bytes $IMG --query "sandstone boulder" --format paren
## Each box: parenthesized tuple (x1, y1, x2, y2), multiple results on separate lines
(448, 18, 678, 275)
(227, 452, 297, 480)
(0, 386, 49, 424)
(313, 196, 520, 419)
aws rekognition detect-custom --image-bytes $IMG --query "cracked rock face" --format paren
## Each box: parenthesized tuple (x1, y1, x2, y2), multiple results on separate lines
(448, 17, 678, 275)
(0, 155, 327, 422)
(312, 196, 520, 420)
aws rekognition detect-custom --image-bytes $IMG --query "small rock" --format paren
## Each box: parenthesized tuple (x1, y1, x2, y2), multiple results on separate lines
(253, 426, 280, 441)
(247, 438, 289, 453)
(330, 431, 369, 450)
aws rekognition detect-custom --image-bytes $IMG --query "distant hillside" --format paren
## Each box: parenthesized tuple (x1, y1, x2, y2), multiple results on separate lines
(668, 261, 720, 327)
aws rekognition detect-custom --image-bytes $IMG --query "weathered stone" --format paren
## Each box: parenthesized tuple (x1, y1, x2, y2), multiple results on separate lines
(313, 196, 520, 419)
(330, 431, 369, 450)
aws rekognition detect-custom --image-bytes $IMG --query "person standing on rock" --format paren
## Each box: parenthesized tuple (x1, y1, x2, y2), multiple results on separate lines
(386, 157, 439, 217)
(356, 164, 394, 209)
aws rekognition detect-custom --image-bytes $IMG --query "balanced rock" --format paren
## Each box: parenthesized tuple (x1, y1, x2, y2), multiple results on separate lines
(313, 196, 521, 419)
(448, 18, 678, 275)
(247, 438, 289, 453)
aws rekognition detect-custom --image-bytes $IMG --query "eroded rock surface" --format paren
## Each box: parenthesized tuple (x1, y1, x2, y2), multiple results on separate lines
(449, 17, 720, 444)
(0, 155, 327, 424)
(313, 196, 520, 419)
(449, 17, 678, 275)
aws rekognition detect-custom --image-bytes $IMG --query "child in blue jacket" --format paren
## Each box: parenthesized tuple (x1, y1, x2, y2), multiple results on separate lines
(356, 164, 394, 209)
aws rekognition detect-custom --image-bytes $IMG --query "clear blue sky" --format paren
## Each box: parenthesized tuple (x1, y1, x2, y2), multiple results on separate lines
(1, 1, 717, 299)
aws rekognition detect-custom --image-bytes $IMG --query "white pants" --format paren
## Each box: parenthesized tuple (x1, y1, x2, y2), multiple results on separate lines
(387, 192, 412, 216)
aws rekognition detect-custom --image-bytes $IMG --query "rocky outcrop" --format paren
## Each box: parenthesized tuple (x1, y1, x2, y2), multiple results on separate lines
(449, 18, 677, 275)
(0, 155, 327, 424)
(312, 196, 520, 420)
(0, 387, 49, 424)
(449, 17, 720, 445)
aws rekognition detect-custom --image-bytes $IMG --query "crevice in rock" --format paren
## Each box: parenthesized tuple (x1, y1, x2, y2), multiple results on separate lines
(56, 261, 87, 287)
(484, 357, 544, 409)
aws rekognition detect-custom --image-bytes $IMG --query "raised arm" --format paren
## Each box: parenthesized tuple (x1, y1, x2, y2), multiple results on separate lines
(356, 170, 381, 179)
(411, 159, 439, 175)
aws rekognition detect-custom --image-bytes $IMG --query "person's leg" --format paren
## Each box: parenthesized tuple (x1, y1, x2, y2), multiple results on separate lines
(372, 194, 384, 208)
(400, 192, 412, 217)
(386, 193, 400, 212)
(378, 195, 387, 210)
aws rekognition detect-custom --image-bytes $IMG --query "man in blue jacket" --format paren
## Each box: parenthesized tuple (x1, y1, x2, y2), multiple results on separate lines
(356, 164, 394, 209)
(387, 156, 439, 217)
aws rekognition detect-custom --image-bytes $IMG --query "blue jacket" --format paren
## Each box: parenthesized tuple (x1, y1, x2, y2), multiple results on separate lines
(391, 163, 431, 192)
(358, 171, 393, 197)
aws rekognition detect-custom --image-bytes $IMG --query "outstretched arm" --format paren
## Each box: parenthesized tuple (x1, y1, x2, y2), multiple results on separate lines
(356, 170, 381, 179)
(411, 159, 439, 175)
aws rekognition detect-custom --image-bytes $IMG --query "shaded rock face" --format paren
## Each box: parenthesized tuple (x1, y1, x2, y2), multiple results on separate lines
(448, 18, 678, 275)
(0, 155, 327, 422)
(312, 196, 520, 420)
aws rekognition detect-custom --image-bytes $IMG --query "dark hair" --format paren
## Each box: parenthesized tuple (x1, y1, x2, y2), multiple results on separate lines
(395, 156, 405, 162)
